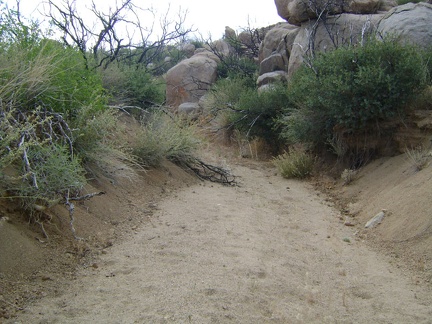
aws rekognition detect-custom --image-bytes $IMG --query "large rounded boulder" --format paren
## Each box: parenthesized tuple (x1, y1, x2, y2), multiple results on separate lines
(377, 2, 432, 48)
(274, 0, 396, 25)
(165, 54, 218, 109)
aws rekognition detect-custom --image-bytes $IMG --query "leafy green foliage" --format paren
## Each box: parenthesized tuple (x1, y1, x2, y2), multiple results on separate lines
(205, 77, 289, 148)
(230, 84, 290, 146)
(124, 68, 166, 107)
(101, 64, 166, 107)
(281, 38, 429, 148)
(0, 6, 112, 213)
(0, 37, 106, 116)
(396, 0, 425, 5)
(203, 77, 254, 114)
(18, 144, 86, 208)
(0, 2, 41, 49)
(217, 56, 257, 81)
(0, 108, 86, 210)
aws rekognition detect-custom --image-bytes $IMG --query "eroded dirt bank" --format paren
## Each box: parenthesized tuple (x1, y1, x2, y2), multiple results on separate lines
(7, 162, 432, 323)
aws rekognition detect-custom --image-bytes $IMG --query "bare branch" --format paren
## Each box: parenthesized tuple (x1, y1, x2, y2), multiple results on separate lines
(44, 0, 193, 70)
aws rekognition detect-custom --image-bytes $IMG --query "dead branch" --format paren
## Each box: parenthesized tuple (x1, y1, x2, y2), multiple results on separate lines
(69, 191, 105, 201)
(63, 190, 105, 240)
(44, 0, 193, 70)
(64, 190, 83, 241)
(173, 157, 236, 186)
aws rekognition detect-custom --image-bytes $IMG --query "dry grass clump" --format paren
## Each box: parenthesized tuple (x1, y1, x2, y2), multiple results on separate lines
(132, 112, 200, 168)
(273, 148, 315, 179)
(341, 168, 358, 185)
(405, 145, 431, 171)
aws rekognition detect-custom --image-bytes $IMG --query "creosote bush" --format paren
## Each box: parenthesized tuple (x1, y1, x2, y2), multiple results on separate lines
(101, 64, 166, 107)
(280, 38, 430, 161)
(272, 149, 315, 179)
(204, 77, 289, 150)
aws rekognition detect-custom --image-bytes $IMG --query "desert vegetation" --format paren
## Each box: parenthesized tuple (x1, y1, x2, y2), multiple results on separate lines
(206, 36, 432, 176)
(1, 0, 432, 221)
(0, 0, 203, 222)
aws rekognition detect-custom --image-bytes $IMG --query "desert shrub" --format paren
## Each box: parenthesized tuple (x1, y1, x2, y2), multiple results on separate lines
(281, 38, 429, 148)
(203, 77, 254, 114)
(201, 76, 255, 139)
(133, 112, 200, 167)
(217, 56, 257, 81)
(204, 77, 290, 150)
(101, 64, 166, 107)
(125, 68, 166, 107)
(0, 107, 86, 211)
(272, 148, 315, 179)
(0, 38, 106, 116)
(0, 7, 132, 214)
(341, 168, 358, 185)
(396, 0, 425, 4)
(17, 144, 86, 209)
(70, 105, 133, 165)
(405, 145, 431, 171)
(226, 83, 290, 149)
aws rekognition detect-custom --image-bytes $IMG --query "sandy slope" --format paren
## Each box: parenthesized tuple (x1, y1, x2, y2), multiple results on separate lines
(8, 162, 432, 323)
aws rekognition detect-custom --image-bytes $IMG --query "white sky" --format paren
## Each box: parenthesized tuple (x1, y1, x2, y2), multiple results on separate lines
(7, 0, 283, 39)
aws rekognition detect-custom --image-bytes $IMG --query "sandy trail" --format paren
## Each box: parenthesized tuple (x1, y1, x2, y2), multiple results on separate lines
(9, 163, 432, 323)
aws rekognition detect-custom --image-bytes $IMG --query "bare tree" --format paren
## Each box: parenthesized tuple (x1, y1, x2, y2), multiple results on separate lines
(44, 0, 193, 69)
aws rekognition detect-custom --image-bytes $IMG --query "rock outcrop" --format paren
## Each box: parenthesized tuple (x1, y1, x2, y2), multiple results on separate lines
(260, 2, 432, 81)
(274, 0, 396, 25)
(258, 23, 299, 71)
(165, 53, 218, 108)
(377, 2, 432, 48)
(167, 2, 432, 112)
(288, 13, 381, 77)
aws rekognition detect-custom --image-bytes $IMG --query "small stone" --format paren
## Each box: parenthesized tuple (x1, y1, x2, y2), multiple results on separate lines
(365, 210, 387, 228)
(344, 219, 355, 226)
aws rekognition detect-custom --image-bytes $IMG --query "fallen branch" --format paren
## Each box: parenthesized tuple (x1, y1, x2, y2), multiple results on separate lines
(69, 191, 105, 201)
(173, 157, 236, 186)
(64, 190, 105, 240)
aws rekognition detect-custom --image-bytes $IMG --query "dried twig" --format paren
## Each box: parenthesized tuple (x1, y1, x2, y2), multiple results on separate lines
(69, 191, 105, 201)
(64, 190, 83, 241)
(35, 220, 49, 239)
(173, 157, 236, 186)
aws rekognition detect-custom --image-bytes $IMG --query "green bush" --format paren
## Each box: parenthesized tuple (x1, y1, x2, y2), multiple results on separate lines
(225, 83, 290, 148)
(281, 38, 429, 147)
(0, 38, 106, 116)
(125, 68, 166, 107)
(133, 112, 199, 167)
(203, 76, 290, 149)
(231, 84, 289, 144)
(217, 56, 258, 81)
(203, 77, 254, 114)
(0, 7, 125, 214)
(18, 144, 86, 208)
(101, 64, 165, 107)
(396, 0, 425, 4)
(0, 108, 86, 211)
(201, 76, 255, 140)
(272, 149, 315, 179)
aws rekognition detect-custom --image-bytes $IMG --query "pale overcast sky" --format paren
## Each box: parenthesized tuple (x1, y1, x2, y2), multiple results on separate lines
(7, 0, 283, 39)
